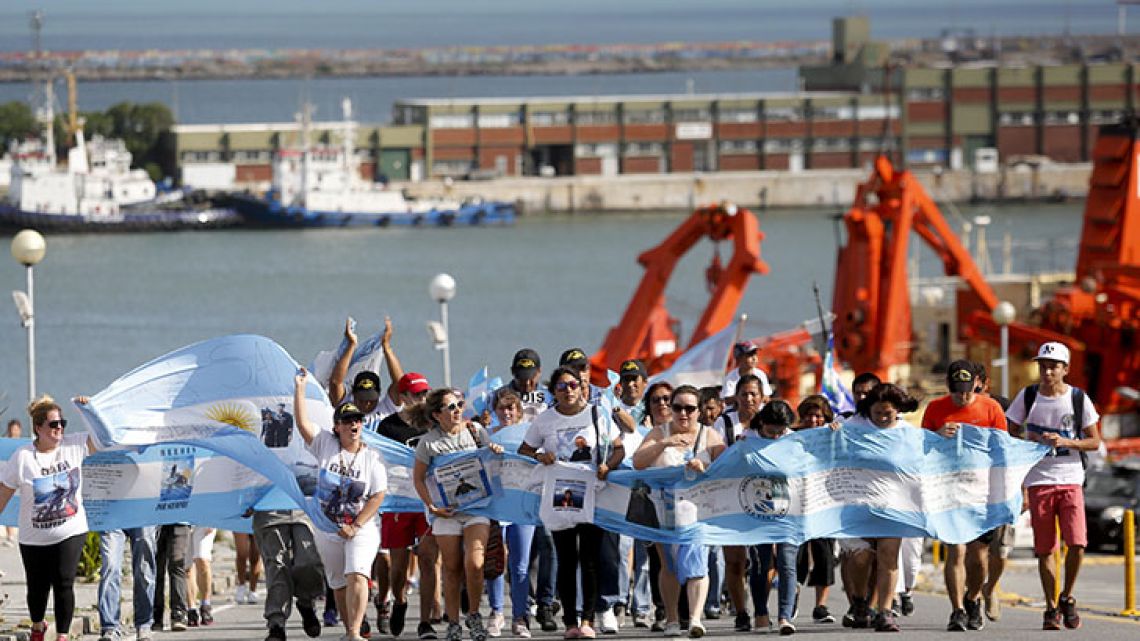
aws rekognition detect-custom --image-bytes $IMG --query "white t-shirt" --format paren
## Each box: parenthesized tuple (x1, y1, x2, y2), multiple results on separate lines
(305, 431, 387, 527)
(523, 405, 622, 468)
(354, 394, 399, 433)
(1006, 385, 1100, 487)
(714, 410, 752, 444)
(723, 367, 773, 399)
(2, 434, 90, 545)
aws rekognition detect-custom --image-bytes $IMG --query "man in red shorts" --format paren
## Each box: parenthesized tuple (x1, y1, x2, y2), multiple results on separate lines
(377, 373, 440, 639)
(1005, 342, 1101, 631)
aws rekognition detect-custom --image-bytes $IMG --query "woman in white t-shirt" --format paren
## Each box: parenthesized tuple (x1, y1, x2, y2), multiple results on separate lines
(294, 370, 388, 641)
(632, 385, 725, 638)
(519, 367, 625, 639)
(0, 395, 99, 641)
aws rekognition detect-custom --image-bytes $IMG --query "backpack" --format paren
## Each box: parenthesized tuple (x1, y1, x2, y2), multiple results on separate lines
(1022, 384, 1088, 470)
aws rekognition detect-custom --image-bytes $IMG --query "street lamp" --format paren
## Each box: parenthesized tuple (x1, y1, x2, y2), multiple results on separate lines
(428, 273, 457, 387)
(11, 229, 46, 402)
(992, 301, 1016, 398)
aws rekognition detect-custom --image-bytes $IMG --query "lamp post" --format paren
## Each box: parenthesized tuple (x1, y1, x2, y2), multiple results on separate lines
(992, 301, 1016, 398)
(428, 273, 457, 388)
(10, 229, 46, 402)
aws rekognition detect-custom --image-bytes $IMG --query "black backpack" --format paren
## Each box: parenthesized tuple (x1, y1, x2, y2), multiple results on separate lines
(1021, 384, 1089, 469)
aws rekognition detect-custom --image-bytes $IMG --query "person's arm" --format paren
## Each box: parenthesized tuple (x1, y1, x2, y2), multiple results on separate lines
(413, 458, 455, 518)
(328, 317, 357, 406)
(0, 483, 15, 515)
(293, 369, 321, 446)
(631, 427, 670, 470)
(380, 316, 405, 406)
(1044, 421, 1102, 452)
(599, 436, 624, 480)
(73, 396, 101, 452)
(340, 490, 386, 540)
(612, 407, 636, 433)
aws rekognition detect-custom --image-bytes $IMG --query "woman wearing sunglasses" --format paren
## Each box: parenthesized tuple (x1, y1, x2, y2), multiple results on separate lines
(411, 388, 504, 641)
(0, 395, 100, 641)
(631, 385, 726, 639)
(294, 370, 388, 641)
(519, 367, 625, 639)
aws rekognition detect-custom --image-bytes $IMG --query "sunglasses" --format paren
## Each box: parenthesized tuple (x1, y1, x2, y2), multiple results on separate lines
(650, 395, 671, 405)
(671, 404, 699, 415)
(554, 380, 581, 392)
(445, 400, 466, 412)
(46, 419, 68, 429)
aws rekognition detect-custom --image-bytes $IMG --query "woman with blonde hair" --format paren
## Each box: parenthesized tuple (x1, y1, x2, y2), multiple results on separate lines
(0, 395, 100, 641)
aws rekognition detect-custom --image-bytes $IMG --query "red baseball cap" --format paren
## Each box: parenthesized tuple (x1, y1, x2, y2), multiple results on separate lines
(397, 372, 431, 395)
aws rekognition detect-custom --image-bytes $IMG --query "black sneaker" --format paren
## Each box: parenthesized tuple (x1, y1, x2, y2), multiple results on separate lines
(361, 617, 372, 639)
(376, 611, 391, 636)
(841, 606, 855, 628)
(391, 602, 409, 637)
(898, 593, 914, 617)
(873, 611, 900, 632)
(947, 608, 968, 632)
(536, 606, 557, 632)
(1059, 596, 1081, 630)
(418, 621, 438, 640)
(811, 606, 835, 624)
(266, 624, 287, 641)
(965, 599, 984, 630)
(851, 599, 872, 629)
(187, 609, 199, 628)
(200, 604, 215, 626)
(446, 622, 463, 641)
(298, 604, 321, 638)
(734, 612, 752, 632)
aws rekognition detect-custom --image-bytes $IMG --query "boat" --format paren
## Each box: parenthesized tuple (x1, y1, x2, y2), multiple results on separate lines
(228, 99, 516, 228)
(0, 75, 240, 234)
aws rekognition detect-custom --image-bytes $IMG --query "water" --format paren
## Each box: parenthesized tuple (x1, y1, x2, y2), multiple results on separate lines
(0, 203, 1082, 425)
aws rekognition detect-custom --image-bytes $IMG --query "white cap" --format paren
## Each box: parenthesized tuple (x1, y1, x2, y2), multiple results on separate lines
(1033, 342, 1070, 365)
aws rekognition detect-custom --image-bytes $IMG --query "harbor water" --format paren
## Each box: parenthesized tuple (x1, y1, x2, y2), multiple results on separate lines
(0, 203, 1081, 423)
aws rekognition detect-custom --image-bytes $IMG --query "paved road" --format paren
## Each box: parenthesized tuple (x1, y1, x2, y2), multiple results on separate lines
(1, 541, 1137, 640)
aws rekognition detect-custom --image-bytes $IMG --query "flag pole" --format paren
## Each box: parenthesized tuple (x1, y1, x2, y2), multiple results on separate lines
(811, 281, 830, 356)
(725, 313, 748, 375)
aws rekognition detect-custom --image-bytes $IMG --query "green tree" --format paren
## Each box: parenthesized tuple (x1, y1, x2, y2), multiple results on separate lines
(0, 101, 37, 149)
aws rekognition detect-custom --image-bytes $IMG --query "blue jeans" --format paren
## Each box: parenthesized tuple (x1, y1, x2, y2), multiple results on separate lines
(704, 547, 724, 612)
(630, 540, 652, 615)
(506, 524, 536, 619)
(750, 543, 797, 621)
(98, 528, 158, 633)
(530, 526, 557, 607)
(596, 531, 627, 611)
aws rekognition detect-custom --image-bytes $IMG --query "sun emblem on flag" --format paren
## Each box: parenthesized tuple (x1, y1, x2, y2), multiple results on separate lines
(205, 403, 258, 432)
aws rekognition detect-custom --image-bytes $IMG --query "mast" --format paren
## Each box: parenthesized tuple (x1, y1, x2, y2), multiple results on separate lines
(341, 97, 356, 192)
(299, 101, 313, 207)
(30, 10, 55, 166)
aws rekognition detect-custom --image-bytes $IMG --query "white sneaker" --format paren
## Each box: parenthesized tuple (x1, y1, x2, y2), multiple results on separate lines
(688, 622, 705, 639)
(235, 585, 249, 604)
(663, 622, 682, 637)
(246, 589, 260, 604)
(487, 612, 504, 638)
(598, 610, 619, 635)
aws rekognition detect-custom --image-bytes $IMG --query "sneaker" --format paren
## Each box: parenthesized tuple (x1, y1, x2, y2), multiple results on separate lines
(266, 625, 288, 641)
(633, 612, 651, 628)
(688, 622, 705, 638)
(418, 621, 438, 640)
(136, 628, 153, 641)
(200, 604, 215, 626)
(563, 628, 583, 640)
(188, 608, 200, 627)
(811, 606, 835, 624)
(512, 618, 531, 639)
(1059, 596, 1081, 630)
(598, 609, 618, 634)
(391, 602, 409, 638)
(679, 619, 690, 632)
(171, 616, 189, 632)
(537, 606, 558, 632)
(983, 590, 1001, 622)
(1043, 608, 1062, 631)
(778, 619, 796, 636)
(30, 627, 46, 641)
(57, 635, 68, 641)
(733, 611, 752, 632)
(487, 612, 505, 639)
(965, 599, 984, 630)
(851, 599, 872, 629)
(577, 623, 596, 639)
(873, 612, 900, 632)
(98, 631, 119, 641)
(236, 584, 250, 604)
(702, 608, 720, 620)
(947, 609, 968, 632)
(467, 613, 488, 641)
(841, 606, 855, 628)
(651, 618, 666, 633)
(299, 604, 322, 638)
(325, 609, 340, 627)
(361, 617, 372, 639)
(446, 622, 464, 641)
(898, 593, 914, 617)
(247, 589, 261, 604)
(663, 622, 682, 637)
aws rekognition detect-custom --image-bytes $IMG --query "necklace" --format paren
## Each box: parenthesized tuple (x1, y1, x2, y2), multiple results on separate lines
(338, 444, 363, 476)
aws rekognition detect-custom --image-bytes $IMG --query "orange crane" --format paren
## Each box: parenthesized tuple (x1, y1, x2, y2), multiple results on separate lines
(590, 202, 769, 378)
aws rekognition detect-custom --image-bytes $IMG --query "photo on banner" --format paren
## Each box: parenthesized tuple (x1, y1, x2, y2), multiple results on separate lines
(539, 463, 597, 531)
(433, 454, 493, 510)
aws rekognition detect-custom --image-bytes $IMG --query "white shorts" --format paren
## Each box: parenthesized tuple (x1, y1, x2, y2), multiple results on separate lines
(430, 513, 489, 537)
(186, 527, 218, 567)
(838, 537, 873, 553)
(314, 522, 381, 590)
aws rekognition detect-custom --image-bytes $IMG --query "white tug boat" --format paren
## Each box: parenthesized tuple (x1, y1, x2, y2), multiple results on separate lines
(230, 98, 516, 228)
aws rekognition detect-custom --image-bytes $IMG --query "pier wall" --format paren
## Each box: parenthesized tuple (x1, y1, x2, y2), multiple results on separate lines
(399, 164, 1092, 213)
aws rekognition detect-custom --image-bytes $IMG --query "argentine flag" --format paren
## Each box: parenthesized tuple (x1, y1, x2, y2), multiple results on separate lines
(649, 320, 738, 388)
(821, 331, 855, 414)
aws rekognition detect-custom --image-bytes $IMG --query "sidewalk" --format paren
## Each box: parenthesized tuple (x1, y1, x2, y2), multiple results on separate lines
(0, 531, 245, 640)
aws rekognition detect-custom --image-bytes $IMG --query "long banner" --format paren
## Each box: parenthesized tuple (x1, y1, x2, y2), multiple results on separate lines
(0, 335, 1049, 544)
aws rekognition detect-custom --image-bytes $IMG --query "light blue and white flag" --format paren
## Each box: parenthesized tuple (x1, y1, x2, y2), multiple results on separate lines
(649, 320, 738, 388)
(309, 320, 386, 393)
(464, 367, 502, 418)
(821, 331, 856, 414)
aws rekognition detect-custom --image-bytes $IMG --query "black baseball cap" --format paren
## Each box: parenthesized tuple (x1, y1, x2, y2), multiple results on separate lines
(352, 371, 382, 402)
(334, 402, 365, 423)
(619, 359, 648, 380)
(511, 348, 541, 379)
(559, 348, 589, 369)
(947, 360, 978, 394)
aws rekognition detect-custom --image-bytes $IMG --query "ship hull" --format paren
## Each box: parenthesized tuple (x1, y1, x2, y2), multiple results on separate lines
(228, 193, 516, 228)
(0, 203, 241, 234)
